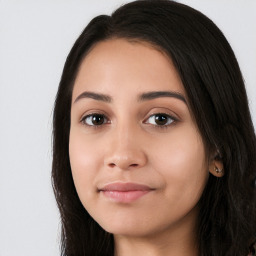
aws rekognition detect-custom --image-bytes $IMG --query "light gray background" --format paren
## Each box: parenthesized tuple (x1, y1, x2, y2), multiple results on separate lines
(0, 1, 255, 255)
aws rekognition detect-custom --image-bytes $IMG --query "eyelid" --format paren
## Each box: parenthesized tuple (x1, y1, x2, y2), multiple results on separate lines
(79, 109, 108, 121)
(144, 108, 179, 121)
(145, 112, 177, 122)
(80, 112, 110, 127)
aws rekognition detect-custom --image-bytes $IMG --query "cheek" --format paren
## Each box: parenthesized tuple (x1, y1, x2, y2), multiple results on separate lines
(153, 127, 208, 201)
(69, 130, 101, 199)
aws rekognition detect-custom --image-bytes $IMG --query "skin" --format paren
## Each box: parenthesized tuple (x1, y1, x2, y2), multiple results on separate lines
(69, 39, 222, 256)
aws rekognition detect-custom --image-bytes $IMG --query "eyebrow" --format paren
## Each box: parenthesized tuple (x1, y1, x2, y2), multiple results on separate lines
(74, 91, 112, 103)
(73, 90, 187, 104)
(139, 91, 187, 104)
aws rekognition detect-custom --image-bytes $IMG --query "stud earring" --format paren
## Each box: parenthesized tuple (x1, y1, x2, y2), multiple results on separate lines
(215, 166, 223, 174)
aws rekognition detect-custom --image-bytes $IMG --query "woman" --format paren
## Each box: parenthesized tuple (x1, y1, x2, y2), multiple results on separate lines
(52, 0, 256, 255)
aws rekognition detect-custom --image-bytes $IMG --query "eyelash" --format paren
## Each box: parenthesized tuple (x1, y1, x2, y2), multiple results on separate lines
(145, 113, 177, 129)
(80, 113, 110, 128)
(80, 112, 178, 129)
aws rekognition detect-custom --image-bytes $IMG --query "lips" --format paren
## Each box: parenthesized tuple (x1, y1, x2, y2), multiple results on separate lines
(99, 182, 153, 203)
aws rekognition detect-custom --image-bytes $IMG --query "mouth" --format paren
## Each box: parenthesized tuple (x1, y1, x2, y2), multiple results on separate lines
(98, 182, 154, 203)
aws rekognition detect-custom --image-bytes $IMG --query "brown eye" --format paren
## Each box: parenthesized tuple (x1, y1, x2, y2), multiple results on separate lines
(155, 114, 169, 125)
(146, 113, 175, 126)
(82, 114, 107, 126)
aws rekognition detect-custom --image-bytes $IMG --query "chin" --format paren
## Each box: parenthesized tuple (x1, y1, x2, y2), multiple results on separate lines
(103, 225, 153, 238)
(95, 216, 166, 238)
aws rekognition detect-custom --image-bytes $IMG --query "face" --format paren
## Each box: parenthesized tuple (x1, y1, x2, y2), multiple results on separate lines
(69, 39, 209, 238)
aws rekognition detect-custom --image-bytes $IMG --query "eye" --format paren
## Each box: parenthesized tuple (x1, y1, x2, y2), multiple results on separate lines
(145, 113, 175, 126)
(81, 114, 108, 126)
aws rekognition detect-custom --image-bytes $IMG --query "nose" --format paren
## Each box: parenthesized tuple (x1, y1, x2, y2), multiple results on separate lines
(104, 126, 147, 170)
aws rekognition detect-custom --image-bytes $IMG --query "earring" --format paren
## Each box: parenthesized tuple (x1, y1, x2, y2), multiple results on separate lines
(215, 166, 223, 174)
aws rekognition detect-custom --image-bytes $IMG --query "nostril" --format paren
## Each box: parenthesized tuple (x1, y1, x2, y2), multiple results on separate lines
(107, 162, 139, 169)
(105, 153, 147, 170)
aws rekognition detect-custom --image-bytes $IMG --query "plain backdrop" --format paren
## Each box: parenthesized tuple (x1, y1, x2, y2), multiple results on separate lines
(0, 1, 255, 255)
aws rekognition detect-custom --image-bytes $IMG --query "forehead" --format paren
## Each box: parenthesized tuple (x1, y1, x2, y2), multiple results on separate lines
(72, 38, 186, 100)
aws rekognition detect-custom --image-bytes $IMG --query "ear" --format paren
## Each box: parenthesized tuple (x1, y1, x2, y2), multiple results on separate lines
(209, 152, 224, 178)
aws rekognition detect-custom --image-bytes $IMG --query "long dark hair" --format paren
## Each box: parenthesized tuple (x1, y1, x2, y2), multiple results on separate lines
(52, 1, 256, 255)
